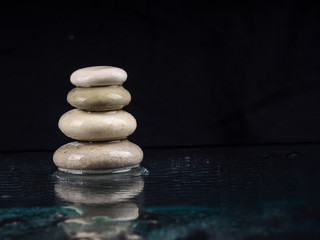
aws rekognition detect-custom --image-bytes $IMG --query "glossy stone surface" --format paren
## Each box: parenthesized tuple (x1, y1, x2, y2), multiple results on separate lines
(67, 85, 131, 111)
(53, 140, 143, 171)
(58, 109, 137, 141)
(70, 66, 127, 87)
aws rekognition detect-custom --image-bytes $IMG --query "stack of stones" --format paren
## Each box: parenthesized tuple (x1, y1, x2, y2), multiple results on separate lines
(53, 66, 143, 174)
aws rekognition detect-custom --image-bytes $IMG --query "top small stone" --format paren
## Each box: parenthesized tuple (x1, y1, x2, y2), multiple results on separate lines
(70, 66, 127, 87)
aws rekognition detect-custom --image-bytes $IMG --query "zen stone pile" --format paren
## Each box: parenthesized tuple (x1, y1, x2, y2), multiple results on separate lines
(53, 66, 143, 174)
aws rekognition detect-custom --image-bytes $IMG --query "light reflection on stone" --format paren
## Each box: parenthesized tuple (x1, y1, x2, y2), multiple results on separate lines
(54, 172, 144, 239)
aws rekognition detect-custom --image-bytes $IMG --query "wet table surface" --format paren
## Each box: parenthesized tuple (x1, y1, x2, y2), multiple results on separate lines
(1, 144, 320, 240)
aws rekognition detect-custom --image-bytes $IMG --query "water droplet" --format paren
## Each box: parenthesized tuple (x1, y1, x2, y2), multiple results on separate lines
(1, 195, 11, 199)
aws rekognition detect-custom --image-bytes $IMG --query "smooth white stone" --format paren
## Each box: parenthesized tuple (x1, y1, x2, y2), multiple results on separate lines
(53, 139, 143, 170)
(58, 109, 137, 141)
(70, 66, 127, 87)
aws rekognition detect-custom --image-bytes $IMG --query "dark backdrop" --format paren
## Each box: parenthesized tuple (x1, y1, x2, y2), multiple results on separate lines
(1, 1, 320, 151)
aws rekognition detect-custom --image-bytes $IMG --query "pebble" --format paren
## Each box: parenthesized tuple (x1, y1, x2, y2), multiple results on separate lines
(70, 66, 127, 87)
(58, 109, 137, 141)
(67, 85, 131, 111)
(53, 140, 143, 171)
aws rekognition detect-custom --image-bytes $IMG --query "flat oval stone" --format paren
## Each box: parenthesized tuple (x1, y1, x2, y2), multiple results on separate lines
(70, 66, 127, 87)
(67, 86, 131, 111)
(53, 140, 143, 171)
(58, 109, 137, 141)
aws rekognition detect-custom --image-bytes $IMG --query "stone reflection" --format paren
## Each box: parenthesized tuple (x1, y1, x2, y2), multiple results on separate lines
(54, 172, 144, 239)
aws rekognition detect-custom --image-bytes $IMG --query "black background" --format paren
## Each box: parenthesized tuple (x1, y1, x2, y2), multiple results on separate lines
(1, 1, 320, 151)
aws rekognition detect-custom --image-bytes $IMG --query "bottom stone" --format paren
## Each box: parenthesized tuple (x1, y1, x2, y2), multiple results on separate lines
(57, 165, 147, 175)
(53, 139, 143, 172)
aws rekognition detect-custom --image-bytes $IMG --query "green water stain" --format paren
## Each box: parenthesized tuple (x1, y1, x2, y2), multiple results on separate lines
(0, 207, 80, 240)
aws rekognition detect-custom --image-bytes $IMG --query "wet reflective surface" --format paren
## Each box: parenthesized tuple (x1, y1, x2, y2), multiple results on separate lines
(1, 144, 320, 239)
